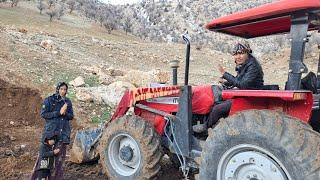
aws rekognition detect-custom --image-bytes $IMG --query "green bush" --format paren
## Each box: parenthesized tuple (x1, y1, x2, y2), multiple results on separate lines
(91, 109, 112, 124)
(85, 75, 99, 87)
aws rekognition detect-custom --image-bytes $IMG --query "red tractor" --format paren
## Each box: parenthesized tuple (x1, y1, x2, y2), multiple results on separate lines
(72, 0, 320, 179)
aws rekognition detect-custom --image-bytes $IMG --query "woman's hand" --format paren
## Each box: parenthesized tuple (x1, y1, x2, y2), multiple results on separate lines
(60, 103, 68, 115)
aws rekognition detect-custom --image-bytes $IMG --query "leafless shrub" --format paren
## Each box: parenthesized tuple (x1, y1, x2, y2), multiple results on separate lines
(103, 18, 116, 34)
(123, 17, 132, 34)
(66, 0, 75, 13)
(10, 0, 18, 7)
(37, 0, 46, 14)
(48, 0, 55, 8)
(56, 3, 65, 20)
(46, 8, 57, 22)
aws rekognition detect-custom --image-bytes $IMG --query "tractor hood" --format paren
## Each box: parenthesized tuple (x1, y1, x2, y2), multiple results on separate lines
(206, 0, 320, 38)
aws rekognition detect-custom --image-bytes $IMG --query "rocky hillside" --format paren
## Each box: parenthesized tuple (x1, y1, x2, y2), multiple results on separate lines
(12, 0, 320, 56)
(68, 0, 320, 57)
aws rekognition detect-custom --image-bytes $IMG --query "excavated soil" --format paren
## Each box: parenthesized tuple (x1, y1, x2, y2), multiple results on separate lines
(0, 79, 43, 179)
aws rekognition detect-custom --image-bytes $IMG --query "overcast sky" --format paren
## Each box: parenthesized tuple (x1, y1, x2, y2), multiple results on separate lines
(103, 0, 141, 5)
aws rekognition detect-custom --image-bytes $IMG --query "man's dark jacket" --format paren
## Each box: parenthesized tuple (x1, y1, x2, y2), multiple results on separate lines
(222, 55, 264, 89)
(41, 94, 74, 144)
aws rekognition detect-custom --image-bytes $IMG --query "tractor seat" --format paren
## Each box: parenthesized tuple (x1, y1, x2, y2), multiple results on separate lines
(261, 85, 280, 90)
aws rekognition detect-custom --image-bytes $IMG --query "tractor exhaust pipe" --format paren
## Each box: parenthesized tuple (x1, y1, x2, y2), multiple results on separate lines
(182, 32, 191, 85)
(170, 60, 179, 85)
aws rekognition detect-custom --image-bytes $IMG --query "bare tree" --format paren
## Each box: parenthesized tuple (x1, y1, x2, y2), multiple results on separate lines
(123, 17, 132, 35)
(76, 0, 84, 7)
(137, 22, 149, 40)
(66, 0, 75, 13)
(48, 0, 55, 8)
(56, 3, 65, 20)
(97, 8, 105, 26)
(83, 1, 98, 20)
(37, 0, 46, 14)
(103, 18, 116, 34)
(10, 0, 18, 7)
(46, 8, 57, 22)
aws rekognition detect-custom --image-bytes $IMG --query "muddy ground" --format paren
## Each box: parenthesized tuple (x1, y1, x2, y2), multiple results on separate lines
(0, 79, 185, 180)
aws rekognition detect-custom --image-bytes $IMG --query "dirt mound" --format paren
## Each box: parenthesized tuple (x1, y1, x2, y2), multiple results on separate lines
(0, 79, 43, 127)
(0, 79, 43, 179)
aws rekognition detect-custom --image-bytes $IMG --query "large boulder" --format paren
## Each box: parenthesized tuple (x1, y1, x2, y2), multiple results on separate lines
(98, 74, 114, 85)
(75, 87, 106, 104)
(75, 88, 94, 102)
(101, 81, 135, 107)
(150, 69, 170, 84)
(119, 69, 170, 87)
(74, 81, 135, 107)
(69, 76, 85, 87)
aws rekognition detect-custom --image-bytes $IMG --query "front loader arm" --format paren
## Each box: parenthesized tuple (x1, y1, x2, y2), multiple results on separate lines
(110, 86, 180, 122)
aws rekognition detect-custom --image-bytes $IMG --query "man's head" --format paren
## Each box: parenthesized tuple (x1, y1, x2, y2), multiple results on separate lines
(56, 82, 68, 97)
(232, 42, 252, 65)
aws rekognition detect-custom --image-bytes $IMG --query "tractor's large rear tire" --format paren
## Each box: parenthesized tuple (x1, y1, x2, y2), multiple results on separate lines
(97, 115, 162, 180)
(200, 110, 320, 180)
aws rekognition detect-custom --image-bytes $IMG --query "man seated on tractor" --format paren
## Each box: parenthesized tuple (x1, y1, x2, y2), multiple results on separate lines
(193, 42, 264, 133)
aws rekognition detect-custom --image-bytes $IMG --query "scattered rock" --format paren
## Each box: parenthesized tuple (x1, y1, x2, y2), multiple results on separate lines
(5, 149, 14, 156)
(40, 40, 54, 50)
(13, 145, 21, 152)
(9, 121, 14, 125)
(82, 65, 101, 75)
(75, 88, 94, 102)
(18, 28, 27, 34)
(69, 76, 85, 87)
(9, 136, 16, 141)
(104, 67, 124, 77)
(91, 37, 99, 44)
(20, 144, 26, 149)
(98, 74, 114, 85)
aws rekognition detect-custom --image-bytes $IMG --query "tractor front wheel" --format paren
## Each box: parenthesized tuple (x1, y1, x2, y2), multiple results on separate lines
(98, 115, 162, 179)
(200, 110, 320, 180)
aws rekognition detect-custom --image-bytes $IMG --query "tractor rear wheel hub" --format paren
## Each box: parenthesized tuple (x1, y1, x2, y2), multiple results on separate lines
(108, 133, 141, 176)
(119, 145, 134, 162)
(217, 144, 290, 180)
